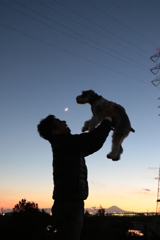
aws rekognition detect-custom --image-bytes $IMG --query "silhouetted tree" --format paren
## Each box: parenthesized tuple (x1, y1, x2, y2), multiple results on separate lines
(6, 199, 52, 240)
(96, 206, 105, 217)
(13, 198, 39, 212)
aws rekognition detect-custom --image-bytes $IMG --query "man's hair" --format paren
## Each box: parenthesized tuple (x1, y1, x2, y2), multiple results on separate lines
(37, 115, 57, 141)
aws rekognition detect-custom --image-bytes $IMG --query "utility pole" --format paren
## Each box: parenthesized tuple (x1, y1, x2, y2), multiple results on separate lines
(156, 166, 160, 214)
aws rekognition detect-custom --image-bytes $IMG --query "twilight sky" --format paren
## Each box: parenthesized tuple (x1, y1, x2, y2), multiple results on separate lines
(0, 0, 160, 212)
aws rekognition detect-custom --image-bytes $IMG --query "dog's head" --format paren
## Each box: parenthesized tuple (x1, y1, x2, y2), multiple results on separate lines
(76, 90, 97, 104)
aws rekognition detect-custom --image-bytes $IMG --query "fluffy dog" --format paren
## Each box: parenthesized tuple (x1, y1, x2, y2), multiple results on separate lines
(76, 90, 135, 161)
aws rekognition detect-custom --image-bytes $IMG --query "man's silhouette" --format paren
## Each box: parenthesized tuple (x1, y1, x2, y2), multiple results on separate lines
(37, 115, 112, 240)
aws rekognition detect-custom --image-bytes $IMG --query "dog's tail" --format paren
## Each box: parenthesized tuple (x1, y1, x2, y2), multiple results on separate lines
(130, 128, 135, 133)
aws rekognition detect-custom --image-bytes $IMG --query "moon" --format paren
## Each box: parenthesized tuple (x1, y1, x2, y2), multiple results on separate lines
(64, 107, 68, 112)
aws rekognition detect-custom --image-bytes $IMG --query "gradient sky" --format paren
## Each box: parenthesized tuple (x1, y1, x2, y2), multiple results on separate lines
(1, 0, 160, 212)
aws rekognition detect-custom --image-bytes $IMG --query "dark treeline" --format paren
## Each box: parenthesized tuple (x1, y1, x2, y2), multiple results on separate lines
(0, 199, 160, 240)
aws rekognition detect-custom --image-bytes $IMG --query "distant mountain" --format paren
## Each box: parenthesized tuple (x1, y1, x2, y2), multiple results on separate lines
(85, 205, 132, 214)
(105, 205, 129, 213)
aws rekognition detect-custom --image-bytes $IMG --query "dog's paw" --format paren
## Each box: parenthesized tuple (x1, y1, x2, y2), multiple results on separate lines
(82, 126, 88, 132)
(88, 126, 95, 132)
(112, 156, 120, 161)
(106, 153, 113, 159)
(107, 153, 120, 161)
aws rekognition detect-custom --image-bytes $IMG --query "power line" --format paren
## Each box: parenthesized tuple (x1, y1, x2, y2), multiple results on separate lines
(1, 1, 149, 71)
(35, 0, 148, 60)
(52, 0, 151, 55)
(0, 22, 150, 85)
(110, 0, 160, 39)
(83, 0, 157, 46)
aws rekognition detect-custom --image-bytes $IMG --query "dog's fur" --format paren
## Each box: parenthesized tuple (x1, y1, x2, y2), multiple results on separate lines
(76, 90, 135, 161)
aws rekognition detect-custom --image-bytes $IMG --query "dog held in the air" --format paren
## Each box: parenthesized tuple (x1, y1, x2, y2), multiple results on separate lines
(76, 90, 135, 161)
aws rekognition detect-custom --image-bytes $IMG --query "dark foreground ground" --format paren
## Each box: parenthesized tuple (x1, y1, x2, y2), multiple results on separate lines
(81, 214, 160, 240)
(0, 211, 160, 240)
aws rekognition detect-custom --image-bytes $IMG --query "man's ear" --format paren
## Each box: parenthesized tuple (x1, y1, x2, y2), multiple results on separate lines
(52, 129, 59, 135)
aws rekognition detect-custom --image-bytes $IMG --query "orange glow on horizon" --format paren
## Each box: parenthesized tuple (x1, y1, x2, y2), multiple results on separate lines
(1, 189, 157, 213)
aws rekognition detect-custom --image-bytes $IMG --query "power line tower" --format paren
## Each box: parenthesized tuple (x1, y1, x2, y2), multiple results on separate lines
(150, 47, 160, 115)
(156, 166, 160, 214)
(150, 49, 160, 214)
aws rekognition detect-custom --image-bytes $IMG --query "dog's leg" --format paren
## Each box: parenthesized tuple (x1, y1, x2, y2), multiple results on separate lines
(111, 145, 123, 161)
(107, 142, 121, 161)
(82, 115, 101, 132)
(107, 128, 126, 161)
(82, 119, 92, 132)
(88, 115, 101, 131)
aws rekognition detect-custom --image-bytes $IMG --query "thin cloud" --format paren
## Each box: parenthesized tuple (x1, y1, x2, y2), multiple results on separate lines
(142, 188, 151, 192)
(148, 167, 159, 170)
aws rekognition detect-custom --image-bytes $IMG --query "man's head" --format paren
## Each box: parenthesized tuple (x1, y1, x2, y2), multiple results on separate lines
(37, 115, 70, 141)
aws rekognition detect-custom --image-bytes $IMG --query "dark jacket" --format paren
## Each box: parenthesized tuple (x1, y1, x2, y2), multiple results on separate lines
(51, 120, 111, 200)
